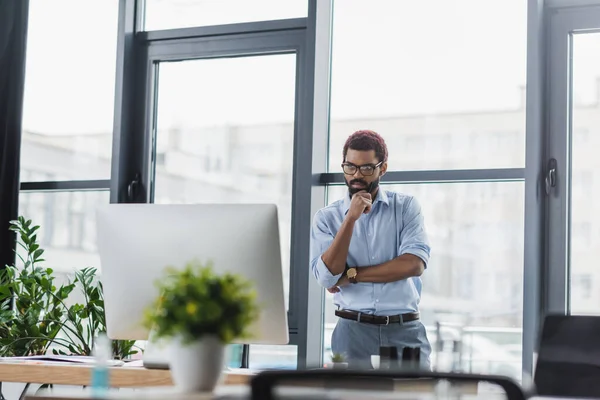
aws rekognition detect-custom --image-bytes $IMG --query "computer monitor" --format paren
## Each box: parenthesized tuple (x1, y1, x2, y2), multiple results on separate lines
(534, 314, 600, 398)
(96, 203, 289, 347)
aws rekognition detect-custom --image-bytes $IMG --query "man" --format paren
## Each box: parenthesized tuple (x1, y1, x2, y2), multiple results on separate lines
(310, 129, 432, 369)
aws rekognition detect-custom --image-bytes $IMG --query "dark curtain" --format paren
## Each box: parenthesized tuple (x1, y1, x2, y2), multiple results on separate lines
(0, 0, 29, 270)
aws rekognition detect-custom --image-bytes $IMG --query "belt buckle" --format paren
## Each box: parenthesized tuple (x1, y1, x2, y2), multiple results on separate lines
(384, 316, 390, 325)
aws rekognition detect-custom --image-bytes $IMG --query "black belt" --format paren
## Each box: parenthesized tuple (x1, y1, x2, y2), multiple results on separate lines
(335, 310, 419, 325)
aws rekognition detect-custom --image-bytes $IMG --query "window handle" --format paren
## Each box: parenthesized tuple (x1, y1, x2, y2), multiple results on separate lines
(127, 172, 142, 202)
(545, 158, 557, 195)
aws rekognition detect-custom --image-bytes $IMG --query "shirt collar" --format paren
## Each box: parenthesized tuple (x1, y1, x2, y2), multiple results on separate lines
(343, 188, 389, 213)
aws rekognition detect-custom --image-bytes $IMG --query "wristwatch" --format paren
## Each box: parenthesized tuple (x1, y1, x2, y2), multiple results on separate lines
(346, 267, 358, 284)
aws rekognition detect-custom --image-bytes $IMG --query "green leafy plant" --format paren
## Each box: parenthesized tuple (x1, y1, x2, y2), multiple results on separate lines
(143, 259, 259, 344)
(0, 217, 138, 359)
(331, 352, 346, 363)
(52, 267, 138, 359)
(0, 217, 74, 356)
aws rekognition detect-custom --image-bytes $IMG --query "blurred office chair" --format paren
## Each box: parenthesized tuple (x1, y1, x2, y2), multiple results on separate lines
(534, 314, 600, 398)
(251, 369, 527, 400)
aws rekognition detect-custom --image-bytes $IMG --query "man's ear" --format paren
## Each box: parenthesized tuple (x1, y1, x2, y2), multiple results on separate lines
(380, 161, 388, 176)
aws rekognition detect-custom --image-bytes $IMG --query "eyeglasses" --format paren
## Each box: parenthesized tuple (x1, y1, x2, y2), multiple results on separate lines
(341, 161, 383, 176)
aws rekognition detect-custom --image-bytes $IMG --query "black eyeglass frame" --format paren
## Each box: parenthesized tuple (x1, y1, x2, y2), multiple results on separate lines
(341, 161, 384, 176)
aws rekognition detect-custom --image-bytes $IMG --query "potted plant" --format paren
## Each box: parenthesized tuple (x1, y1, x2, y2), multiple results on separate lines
(143, 259, 259, 393)
(0, 216, 70, 356)
(330, 352, 348, 369)
(0, 217, 137, 359)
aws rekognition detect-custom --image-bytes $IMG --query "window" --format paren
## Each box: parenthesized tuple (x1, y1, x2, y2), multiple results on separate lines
(568, 32, 600, 315)
(328, 0, 527, 170)
(21, 0, 118, 180)
(17, 191, 108, 274)
(456, 263, 474, 300)
(572, 170, 592, 197)
(152, 57, 295, 308)
(143, 0, 308, 31)
(151, 55, 298, 369)
(572, 274, 592, 301)
(574, 128, 590, 143)
(6, 0, 539, 372)
(324, 182, 524, 380)
(572, 222, 592, 247)
(15, 0, 116, 279)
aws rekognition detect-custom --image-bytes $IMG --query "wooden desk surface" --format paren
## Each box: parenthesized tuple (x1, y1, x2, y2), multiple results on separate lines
(24, 386, 249, 400)
(0, 362, 251, 388)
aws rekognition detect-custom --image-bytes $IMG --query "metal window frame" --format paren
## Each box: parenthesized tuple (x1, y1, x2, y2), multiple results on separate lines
(126, 4, 320, 367)
(20, 180, 111, 192)
(522, 0, 547, 378)
(301, 0, 332, 368)
(15, 0, 137, 200)
(547, 0, 600, 8)
(319, 168, 525, 185)
(139, 18, 308, 42)
(19, 0, 141, 202)
(111, 0, 147, 204)
(313, 0, 545, 381)
(9, 0, 554, 374)
(545, 5, 600, 315)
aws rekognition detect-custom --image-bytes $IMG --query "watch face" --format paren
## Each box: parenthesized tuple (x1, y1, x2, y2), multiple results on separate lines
(348, 268, 357, 278)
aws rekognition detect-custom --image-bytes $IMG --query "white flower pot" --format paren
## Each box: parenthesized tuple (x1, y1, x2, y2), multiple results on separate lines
(169, 335, 226, 393)
(332, 362, 348, 369)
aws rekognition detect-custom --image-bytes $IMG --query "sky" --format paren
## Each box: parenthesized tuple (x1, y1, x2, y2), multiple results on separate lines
(19, 0, 600, 135)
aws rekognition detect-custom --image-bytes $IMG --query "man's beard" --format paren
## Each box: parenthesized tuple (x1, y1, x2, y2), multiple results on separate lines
(346, 177, 380, 196)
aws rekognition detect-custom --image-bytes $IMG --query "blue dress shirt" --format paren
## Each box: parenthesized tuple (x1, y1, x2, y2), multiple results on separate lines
(310, 189, 431, 316)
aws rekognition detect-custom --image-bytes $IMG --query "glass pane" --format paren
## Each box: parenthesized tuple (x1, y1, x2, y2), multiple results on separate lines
(323, 183, 524, 381)
(16, 191, 109, 274)
(151, 55, 296, 369)
(328, 0, 527, 171)
(249, 345, 298, 369)
(21, 0, 118, 181)
(569, 33, 600, 314)
(143, 0, 307, 31)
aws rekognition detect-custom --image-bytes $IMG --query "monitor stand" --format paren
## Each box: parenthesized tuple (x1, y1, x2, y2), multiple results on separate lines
(142, 332, 170, 370)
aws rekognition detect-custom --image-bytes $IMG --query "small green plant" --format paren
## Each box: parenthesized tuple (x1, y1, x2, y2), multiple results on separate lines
(143, 259, 259, 345)
(331, 352, 346, 363)
(0, 217, 138, 359)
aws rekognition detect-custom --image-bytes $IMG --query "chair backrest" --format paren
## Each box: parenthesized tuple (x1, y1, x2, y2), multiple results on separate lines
(250, 369, 527, 400)
(535, 314, 600, 398)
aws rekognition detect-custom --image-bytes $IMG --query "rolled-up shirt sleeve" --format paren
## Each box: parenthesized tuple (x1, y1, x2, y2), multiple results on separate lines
(398, 196, 431, 267)
(310, 210, 343, 288)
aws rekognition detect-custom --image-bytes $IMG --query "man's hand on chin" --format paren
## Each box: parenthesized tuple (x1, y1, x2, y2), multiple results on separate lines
(327, 275, 349, 293)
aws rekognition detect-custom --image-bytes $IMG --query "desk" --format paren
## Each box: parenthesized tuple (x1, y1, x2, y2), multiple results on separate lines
(24, 386, 248, 400)
(0, 362, 251, 399)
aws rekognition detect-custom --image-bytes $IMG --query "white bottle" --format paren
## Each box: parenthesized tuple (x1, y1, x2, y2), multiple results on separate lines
(91, 333, 112, 397)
